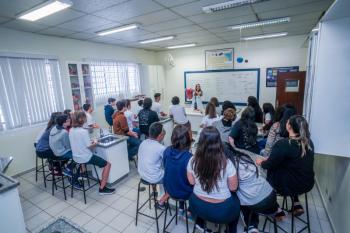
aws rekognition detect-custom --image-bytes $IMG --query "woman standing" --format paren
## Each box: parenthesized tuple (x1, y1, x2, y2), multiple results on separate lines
(191, 83, 204, 111)
(187, 127, 240, 233)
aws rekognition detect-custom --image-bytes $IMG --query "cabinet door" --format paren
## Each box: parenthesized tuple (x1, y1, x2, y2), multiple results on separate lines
(68, 63, 82, 110)
(81, 64, 94, 107)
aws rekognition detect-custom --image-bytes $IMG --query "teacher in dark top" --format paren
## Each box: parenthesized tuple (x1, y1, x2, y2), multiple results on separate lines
(256, 115, 314, 216)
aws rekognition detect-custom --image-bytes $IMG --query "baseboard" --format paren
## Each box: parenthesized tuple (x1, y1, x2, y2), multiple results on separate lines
(315, 176, 337, 233)
(12, 167, 36, 178)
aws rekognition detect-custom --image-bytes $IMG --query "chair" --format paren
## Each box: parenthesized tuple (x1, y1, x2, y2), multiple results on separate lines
(135, 179, 166, 233)
(281, 192, 311, 233)
(47, 158, 71, 200)
(71, 163, 100, 204)
(35, 151, 48, 188)
(163, 197, 189, 233)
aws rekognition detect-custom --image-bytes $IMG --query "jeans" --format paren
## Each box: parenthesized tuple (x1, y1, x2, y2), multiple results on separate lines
(189, 193, 240, 233)
(241, 191, 279, 228)
(127, 136, 141, 160)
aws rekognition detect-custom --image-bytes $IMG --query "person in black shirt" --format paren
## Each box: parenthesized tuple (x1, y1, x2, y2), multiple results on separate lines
(247, 96, 263, 123)
(228, 107, 260, 154)
(256, 115, 314, 216)
(138, 97, 159, 136)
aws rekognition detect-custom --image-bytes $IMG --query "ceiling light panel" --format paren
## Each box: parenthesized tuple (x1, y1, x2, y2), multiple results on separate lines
(229, 17, 290, 30)
(242, 32, 288, 41)
(203, 0, 269, 13)
(140, 36, 175, 44)
(96, 24, 139, 36)
(166, 43, 196, 49)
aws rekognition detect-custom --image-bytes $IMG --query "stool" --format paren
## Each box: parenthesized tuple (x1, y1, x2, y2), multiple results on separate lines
(35, 151, 48, 188)
(281, 193, 311, 233)
(71, 163, 100, 204)
(191, 219, 230, 233)
(135, 179, 166, 233)
(163, 198, 189, 233)
(47, 159, 70, 200)
(130, 155, 138, 168)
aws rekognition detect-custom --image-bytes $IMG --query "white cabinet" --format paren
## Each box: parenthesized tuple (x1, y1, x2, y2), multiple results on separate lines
(141, 65, 166, 100)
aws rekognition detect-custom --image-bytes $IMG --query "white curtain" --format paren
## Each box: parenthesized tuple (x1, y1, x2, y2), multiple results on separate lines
(0, 56, 64, 131)
(89, 60, 141, 104)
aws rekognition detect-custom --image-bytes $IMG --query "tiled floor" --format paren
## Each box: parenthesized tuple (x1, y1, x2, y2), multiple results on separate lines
(17, 163, 334, 233)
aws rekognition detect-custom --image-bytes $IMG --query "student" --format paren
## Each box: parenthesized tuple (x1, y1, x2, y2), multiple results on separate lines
(151, 93, 167, 117)
(169, 96, 192, 140)
(229, 151, 285, 232)
(69, 111, 115, 195)
(256, 115, 314, 216)
(135, 99, 143, 116)
(138, 122, 169, 206)
(262, 103, 275, 132)
(63, 109, 72, 132)
(49, 114, 73, 160)
(138, 98, 159, 137)
(200, 102, 221, 128)
(83, 103, 99, 130)
(124, 99, 140, 136)
(262, 104, 296, 157)
(113, 100, 141, 160)
(213, 108, 236, 143)
(163, 125, 193, 215)
(247, 96, 263, 123)
(210, 97, 221, 116)
(229, 107, 260, 154)
(192, 84, 203, 111)
(104, 97, 116, 126)
(221, 100, 236, 116)
(187, 127, 240, 233)
(36, 112, 62, 159)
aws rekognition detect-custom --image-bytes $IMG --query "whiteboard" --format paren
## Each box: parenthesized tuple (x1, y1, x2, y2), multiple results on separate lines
(184, 69, 260, 105)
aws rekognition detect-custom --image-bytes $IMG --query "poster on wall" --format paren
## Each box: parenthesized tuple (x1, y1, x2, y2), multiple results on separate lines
(266, 66, 299, 87)
(205, 48, 234, 70)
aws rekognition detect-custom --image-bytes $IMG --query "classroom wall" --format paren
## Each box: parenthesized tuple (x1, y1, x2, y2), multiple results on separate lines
(155, 35, 308, 107)
(0, 27, 157, 175)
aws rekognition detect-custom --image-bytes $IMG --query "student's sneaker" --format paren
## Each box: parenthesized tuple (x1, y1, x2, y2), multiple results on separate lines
(275, 210, 286, 221)
(292, 204, 305, 217)
(247, 226, 259, 233)
(178, 208, 185, 218)
(63, 168, 72, 177)
(99, 186, 115, 195)
(72, 182, 83, 190)
(155, 202, 165, 210)
(195, 219, 213, 233)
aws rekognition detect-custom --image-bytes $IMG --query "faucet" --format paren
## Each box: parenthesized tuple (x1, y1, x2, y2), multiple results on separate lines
(100, 128, 104, 138)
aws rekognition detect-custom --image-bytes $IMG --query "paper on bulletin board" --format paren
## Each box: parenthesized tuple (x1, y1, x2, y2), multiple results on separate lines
(205, 48, 234, 70)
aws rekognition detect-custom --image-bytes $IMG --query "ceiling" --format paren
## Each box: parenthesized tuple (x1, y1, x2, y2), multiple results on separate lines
(0, 0, 334, 51)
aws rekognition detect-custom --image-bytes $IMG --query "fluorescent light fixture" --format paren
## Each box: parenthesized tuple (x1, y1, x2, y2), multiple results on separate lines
(140, 36, 175, 44)
(229, 17, 290, 30)
(166, 43, 196, 49)
(312, 27, 319, 32)
(18, 0, 72, 21)
(242, 32, 288, 41)
(203, 0, 268, 13)
(96, 24, 138, 36)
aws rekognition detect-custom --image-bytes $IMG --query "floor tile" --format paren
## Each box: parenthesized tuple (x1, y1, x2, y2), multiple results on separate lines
(111, 196, 133, 211)
(95, 207, 120, 225)
(84, 218, 105, 232)
(84, 201, 108, 217)
(26, 211, 53, 231)
(109, 212, 134, 232)
(98, 225, 120, 233)
(45, 201, 70, 216)
(23, 204, 42, 221)
(71, 211, 93, 226)
(56, 205, 80, 219)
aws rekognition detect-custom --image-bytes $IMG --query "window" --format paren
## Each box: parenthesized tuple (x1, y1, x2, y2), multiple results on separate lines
(0, 55, 64, 131)
(89, 60, 141, 104)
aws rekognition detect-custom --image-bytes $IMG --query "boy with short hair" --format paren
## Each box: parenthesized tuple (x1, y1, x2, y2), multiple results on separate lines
(104, 97, 116, 126)
(152, 93, 167, 117)
(83, 103, 99, 130)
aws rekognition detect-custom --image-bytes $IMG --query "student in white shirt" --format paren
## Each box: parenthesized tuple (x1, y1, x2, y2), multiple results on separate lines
(69, 111, 114, 195)
(169, 96, 193, 141)
(82, 103, 99, 130)
(151, 93, 167, 117)
(138, 122, 169, 207)
(200, 102, 221, 128)
(124, 99, 139, 134)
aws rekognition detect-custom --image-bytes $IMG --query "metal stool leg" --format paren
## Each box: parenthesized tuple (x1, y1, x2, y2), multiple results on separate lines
(163, 202, 168, 233)
(41, 157, 47, 188)
(61, 172, 67, 200)
(153, 187, 159, 233)
(291, 196, 295, 233)
(35, 156, 38, 182)
(148, 185, 152, 209)
(305, 193, 311, 233)
(184, 202, 189, 233)
(135, 181, 141, 226)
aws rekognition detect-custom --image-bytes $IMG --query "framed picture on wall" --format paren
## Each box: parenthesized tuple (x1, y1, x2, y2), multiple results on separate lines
(205, 48, 234, 70)
(266, 66, 299, 87)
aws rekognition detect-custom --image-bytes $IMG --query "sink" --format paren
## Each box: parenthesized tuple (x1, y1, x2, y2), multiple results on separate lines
(97, 135, 126, 148)
(99, 135, 118, 144)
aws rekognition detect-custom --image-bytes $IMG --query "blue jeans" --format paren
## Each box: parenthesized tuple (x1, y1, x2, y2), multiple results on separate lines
(127, 136, 141, 160)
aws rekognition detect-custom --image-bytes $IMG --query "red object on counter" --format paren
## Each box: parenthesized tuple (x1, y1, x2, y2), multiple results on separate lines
(186, 88, 193, 100)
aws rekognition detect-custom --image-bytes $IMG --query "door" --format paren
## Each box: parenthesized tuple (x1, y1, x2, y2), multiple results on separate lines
(276, 71, 306, 115)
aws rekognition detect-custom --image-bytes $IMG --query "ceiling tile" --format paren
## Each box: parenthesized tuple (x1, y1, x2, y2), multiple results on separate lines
(71, 0, 128, 13)
(0, 16, 11, 24)
(120, 9, 180, 26)
(0, 0, 46, 18)
(88, 36, 125, 44)
(38, 26, 76, 37)
(252, 0, 332, 13)
(153, 0, 198, 8)
(199, 14, 258, 30)
(170, 0, 227, 17)
(35, 9, 84, 26)
(157, 25, 203, 36)
(145, 18, 193, 32)
(59, 15, 114, 32)
(67, 32, 97, 40)
(176, 30, 218, 40)
(2, 19, 49, 32)
(102, 29, 150, 40)
(93, 0, 164, 22)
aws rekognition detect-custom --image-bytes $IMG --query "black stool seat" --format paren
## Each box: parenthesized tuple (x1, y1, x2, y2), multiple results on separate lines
(47, 158, 70, 200)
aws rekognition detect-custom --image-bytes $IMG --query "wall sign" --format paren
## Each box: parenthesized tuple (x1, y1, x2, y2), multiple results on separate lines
(266, 66, 299, 87)
(205, 48, 234, 70)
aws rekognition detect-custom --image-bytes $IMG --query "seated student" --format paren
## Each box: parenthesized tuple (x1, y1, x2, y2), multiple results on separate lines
(262, 104, 296, 157)
(210, 97, 221, 116)
(213, 108, 236, 143)
(200, 102, 221, 128)
(135, 99, 143, 116)
(256, 115, 314, 216)
(36, 112, 62, 159)
(69, 111, 115, 195)
(124, 99, 140, 136)
(83, 103, 99, 130)
(152, 93, 167, 117)
(262, 103, 275, 132)
(221, 100, 236, 116)
(187, 127, 240, 233)
(169, 96, 192, 140)
(63, 109, 73, 132)
(49, 114, 74, 175)
(227, 150, 285, 233)
(113, 100, 141, 160)
(229, 107, 260, 154)
(163, 125, 193, 215)
(247, 96, 263, 123)
(138, 122, 169, 206)
(104, 98, 116, 127)
(138, 97, 159, 137)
